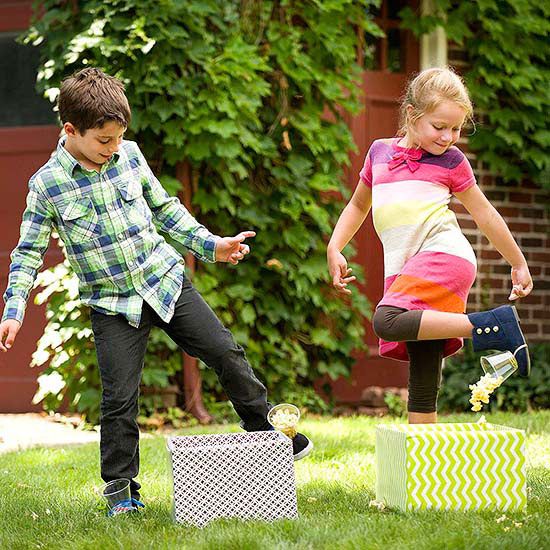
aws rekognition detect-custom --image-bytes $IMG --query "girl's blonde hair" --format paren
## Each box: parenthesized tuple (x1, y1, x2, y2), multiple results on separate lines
(398, 67, 474, 137)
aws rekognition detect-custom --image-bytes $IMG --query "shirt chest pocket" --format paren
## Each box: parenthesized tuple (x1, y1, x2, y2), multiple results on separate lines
(59, 198, 102, 244)
(117, 178, 150, 224)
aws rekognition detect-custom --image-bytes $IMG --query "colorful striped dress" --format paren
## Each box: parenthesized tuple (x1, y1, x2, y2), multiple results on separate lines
(360, 138, 477, 361)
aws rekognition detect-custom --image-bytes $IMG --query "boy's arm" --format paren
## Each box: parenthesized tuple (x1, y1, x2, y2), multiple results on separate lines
(132, 144, 219, 262)
(2, 182, 54, 325)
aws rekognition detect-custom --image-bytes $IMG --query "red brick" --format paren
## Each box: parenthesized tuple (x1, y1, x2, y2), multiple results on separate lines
(517, 294, 545, 305)
(486, 190, 506, 202)
(521, 208, 544, 219)
(480, 249, 501, 260)
(508, 222, 531, 232)
(533, 309, 550, 319)
(497, 207, 520, 217)
(457, 219, 477, 230)
(521, 238, 544, 247)
(532, 252, 550, 262)
(509, 192, 533, 204)
(492, 265, 511, 275)
(453, 204, 469, 214)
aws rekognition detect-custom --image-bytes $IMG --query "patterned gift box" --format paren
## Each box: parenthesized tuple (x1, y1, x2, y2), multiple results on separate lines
(167, 431, 298, 526)
(376, 423, 526, 511)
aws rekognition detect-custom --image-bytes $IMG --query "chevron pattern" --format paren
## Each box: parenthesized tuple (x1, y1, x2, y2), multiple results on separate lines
(376, 423, 526, 512)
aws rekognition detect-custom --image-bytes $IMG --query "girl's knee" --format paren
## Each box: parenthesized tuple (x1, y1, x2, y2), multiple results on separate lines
(372, 307, 413, 341)
(372, 307, 393, 340)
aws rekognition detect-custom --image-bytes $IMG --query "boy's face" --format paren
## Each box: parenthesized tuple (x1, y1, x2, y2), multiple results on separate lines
(63, 120, 126, 168)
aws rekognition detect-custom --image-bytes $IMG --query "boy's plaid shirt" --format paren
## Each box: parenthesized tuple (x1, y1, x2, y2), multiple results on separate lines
(2, 138, 218, 328)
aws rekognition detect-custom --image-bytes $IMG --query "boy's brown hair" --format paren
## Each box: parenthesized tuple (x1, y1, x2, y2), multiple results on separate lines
(58, 67, 131, 133)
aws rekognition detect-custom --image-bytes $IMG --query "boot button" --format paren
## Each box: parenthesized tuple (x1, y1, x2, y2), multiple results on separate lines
(476, 328, 483, 335)
(493, 326, 499, 332)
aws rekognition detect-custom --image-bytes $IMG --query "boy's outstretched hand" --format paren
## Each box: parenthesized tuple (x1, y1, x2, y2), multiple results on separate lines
(0, 319, 21, 352)
(215, 231, 256, 265)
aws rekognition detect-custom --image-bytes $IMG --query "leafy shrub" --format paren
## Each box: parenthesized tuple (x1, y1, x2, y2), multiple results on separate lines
(25, 0, 378, 422)
(439, 341, 550, 413)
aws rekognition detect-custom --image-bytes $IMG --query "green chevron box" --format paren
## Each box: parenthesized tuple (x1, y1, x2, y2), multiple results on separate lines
(375, 423, 526, 511)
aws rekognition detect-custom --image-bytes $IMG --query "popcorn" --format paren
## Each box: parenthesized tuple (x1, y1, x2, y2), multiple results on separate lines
(469, 373, 503, 412)
(268, 404, 300, 439)
(270, 408, 299, 430)
(369, 499, 386, 511)
(477, 415, 487, 425)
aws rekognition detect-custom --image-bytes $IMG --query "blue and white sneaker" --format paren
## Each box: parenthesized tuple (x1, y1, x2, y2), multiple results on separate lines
(107, 498, 145, 517)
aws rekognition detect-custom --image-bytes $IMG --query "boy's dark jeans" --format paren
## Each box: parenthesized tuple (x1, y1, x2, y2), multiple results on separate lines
(90, 274, 271, 500)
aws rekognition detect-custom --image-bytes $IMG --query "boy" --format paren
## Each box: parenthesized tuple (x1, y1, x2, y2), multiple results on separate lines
(0, 68, 312, 515)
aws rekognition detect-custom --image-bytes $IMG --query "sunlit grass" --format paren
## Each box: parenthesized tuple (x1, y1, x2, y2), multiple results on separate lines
(0, 412, 548, 549)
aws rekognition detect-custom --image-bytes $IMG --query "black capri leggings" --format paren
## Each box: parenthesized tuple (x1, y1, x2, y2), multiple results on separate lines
(372, 306, 445, 413)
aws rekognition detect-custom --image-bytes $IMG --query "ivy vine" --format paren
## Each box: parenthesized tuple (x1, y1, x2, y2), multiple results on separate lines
(24, 0, 379, 421)
(400, 0, 550, 187)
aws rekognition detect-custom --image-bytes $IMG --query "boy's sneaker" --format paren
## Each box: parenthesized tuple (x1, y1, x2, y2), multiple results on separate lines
(292, 433, 313, 461)
(107, 498, 145, 517)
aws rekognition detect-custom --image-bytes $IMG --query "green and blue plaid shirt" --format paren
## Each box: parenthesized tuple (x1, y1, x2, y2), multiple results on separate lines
(2, 138, 218, 327)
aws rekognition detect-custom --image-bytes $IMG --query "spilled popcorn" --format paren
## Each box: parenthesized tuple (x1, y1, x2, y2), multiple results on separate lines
(369, 499, 387, 511)
(469, 373, 503, 412)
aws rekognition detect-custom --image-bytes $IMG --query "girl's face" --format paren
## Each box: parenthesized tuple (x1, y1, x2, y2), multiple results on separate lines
(408, 100, 467, 155)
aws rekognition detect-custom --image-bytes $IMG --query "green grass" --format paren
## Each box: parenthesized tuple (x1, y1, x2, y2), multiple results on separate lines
(1, 412, 548, 550)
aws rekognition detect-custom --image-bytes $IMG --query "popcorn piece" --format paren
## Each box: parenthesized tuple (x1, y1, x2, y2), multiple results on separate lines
(469, 373, 503, 412)
(369, 499, 386, 511)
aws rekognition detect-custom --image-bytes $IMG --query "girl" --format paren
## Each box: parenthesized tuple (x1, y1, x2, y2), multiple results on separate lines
(327, 67, 533, 424)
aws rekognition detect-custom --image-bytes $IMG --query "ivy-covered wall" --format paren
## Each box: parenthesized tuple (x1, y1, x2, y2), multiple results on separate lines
(448, 41, 549, 342)
(24, 0, 380, 421)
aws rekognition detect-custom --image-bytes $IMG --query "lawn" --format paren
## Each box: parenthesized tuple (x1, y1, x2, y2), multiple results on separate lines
(0, 412, 548, 550)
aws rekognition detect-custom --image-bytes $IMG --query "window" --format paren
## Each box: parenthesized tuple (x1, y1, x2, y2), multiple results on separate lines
(0, 32, 56, 127)
(362, 0, 416, 74)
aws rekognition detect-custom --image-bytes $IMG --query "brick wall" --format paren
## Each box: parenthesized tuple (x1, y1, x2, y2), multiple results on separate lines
(449, 44, 549, 343)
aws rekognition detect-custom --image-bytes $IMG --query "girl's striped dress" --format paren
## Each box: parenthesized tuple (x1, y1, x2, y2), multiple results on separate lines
(360, 138, 477, 361)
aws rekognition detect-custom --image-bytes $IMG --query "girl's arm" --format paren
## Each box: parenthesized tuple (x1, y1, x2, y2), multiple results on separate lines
(327, 182, 372, 294)
(454, 185, 533, 299)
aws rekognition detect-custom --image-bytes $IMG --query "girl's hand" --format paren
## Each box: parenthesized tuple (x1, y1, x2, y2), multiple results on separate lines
(215, 231, 256, 265)
(509, 264, 533, 300)
(328, 248, 356, 295)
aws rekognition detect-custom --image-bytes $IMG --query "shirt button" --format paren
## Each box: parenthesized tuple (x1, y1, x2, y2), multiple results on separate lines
(107, 204, 115, 211)
(484, 327, 491, 334)
(476, 328, 483, 335)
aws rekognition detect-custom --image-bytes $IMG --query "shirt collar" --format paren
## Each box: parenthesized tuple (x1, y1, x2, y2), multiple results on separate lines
(55, 135, 121, 176)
